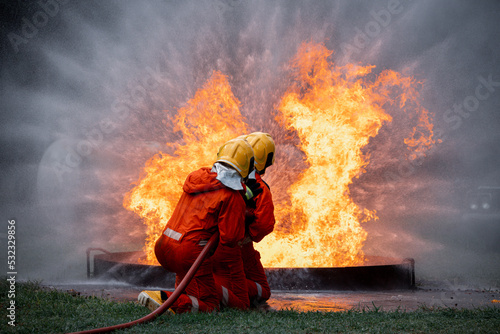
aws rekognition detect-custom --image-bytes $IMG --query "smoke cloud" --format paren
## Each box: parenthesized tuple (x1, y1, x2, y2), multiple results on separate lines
(1, 0, 499, 287)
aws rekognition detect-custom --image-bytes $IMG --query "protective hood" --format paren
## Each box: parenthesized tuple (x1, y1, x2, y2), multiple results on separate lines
(211, 162, 244, 191)
(183, 167, 225, 194)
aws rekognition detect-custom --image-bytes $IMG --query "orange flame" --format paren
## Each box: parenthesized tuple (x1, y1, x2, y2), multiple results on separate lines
(124, 42, 437, 268)
(123, 71, 248, 264)
(257, 42, 436, 267)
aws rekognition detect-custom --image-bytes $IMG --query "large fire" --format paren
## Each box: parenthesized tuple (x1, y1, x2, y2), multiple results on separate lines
(124, 42, 436, 267)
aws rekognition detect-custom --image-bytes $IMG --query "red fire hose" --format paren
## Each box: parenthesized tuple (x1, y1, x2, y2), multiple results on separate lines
(69, 231, 220, 334)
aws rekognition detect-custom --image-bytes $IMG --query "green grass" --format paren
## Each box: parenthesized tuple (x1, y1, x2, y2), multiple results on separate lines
(1, 279, 499, 334)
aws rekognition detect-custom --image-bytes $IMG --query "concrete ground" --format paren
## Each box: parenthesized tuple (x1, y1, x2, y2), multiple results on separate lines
(48, 281, 500, 312)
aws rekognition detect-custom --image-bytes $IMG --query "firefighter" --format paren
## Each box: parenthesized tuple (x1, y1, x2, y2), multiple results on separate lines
(240, 132, 275, 306)
(211, 132, 275, 309)
(210, 137, 264, 310)
(138, 138, 254, 313)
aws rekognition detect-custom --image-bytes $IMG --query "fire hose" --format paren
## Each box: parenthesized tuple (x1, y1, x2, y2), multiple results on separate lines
(68, 231, 220, 334)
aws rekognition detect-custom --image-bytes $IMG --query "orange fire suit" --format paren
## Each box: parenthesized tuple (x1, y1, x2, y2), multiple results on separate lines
(212, 243, 250, 309)
(241, 173, 275, 304)
(154, 167, 246, 313)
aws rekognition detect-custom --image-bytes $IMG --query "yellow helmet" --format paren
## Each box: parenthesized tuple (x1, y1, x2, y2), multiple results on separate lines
(245, 132, 275, 172)
(216, 138, 254, 178)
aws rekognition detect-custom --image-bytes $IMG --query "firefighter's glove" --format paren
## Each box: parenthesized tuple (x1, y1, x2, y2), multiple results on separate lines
(245, 179, 263, 201)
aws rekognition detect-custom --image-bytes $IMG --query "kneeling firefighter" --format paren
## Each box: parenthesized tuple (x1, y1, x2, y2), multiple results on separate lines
(211, 132, 276, 309)
(241, 132, 276, 305)
(139, 138, 254, 313)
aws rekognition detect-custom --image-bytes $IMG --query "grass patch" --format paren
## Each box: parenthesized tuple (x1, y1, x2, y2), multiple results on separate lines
(1, 279, 499, 333)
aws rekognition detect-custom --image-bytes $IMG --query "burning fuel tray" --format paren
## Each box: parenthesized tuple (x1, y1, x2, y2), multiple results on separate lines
(87, 248, 415, 290)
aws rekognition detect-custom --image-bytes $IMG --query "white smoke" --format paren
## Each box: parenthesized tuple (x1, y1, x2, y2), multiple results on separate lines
(0, 0, 499, 287)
